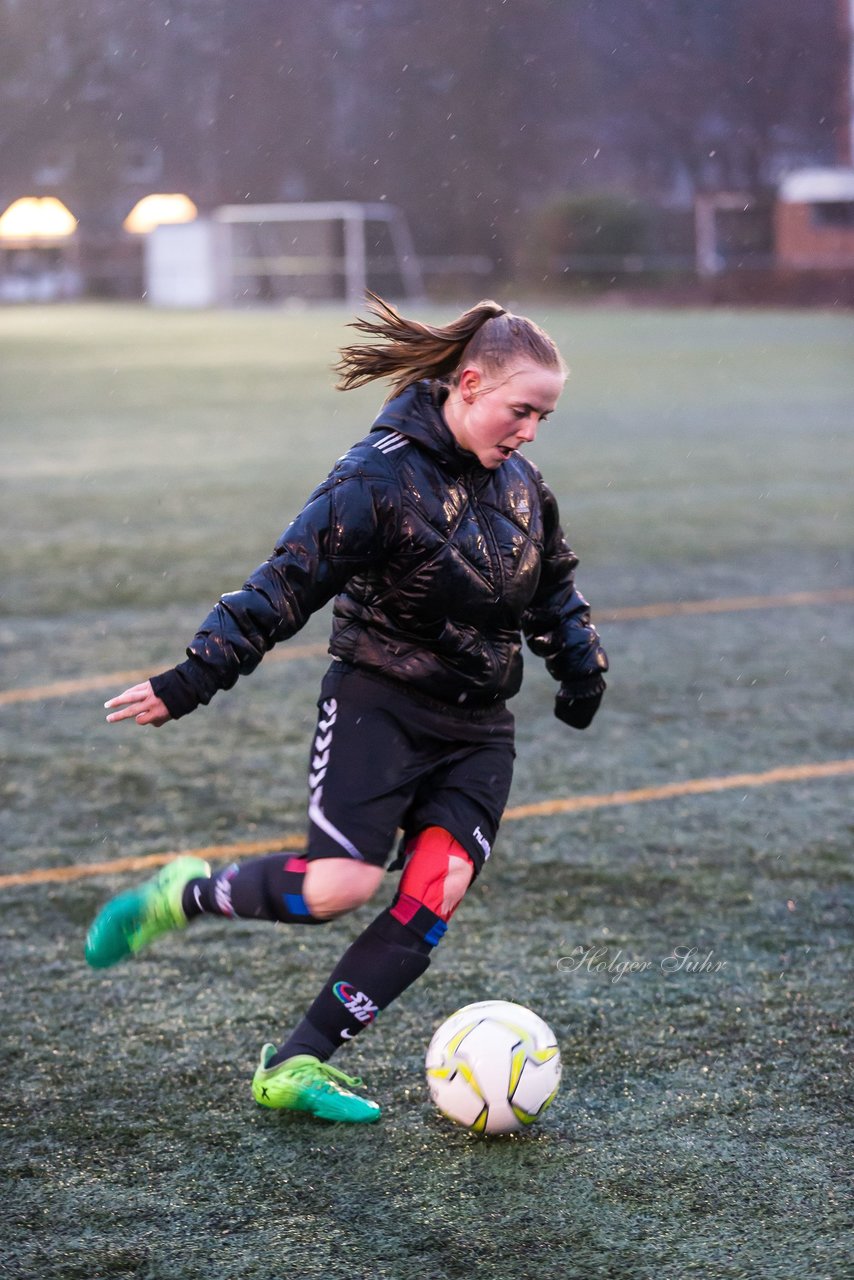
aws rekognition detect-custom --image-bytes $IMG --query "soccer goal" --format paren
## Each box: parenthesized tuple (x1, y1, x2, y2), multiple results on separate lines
(212, 201, 424, 305)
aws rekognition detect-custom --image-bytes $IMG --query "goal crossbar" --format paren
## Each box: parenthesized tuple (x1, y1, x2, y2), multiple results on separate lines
(213, 201, 423, 304)
(214, 201, 399, 224)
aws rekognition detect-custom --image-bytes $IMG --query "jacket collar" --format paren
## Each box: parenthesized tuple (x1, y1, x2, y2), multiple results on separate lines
(370, 380, 482, 476)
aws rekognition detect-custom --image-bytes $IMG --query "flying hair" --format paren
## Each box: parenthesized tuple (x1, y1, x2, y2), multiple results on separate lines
(335, 291, 566, 402)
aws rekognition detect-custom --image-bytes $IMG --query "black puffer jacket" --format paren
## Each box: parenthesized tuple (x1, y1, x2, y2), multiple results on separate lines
(151, 381, 607, 718)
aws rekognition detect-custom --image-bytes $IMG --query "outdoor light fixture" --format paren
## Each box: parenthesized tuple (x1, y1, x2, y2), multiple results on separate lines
(0, 196, 77, 242)
(123, 193, 198, 235)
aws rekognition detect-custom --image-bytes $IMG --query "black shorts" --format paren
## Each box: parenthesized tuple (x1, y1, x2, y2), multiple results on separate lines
(305, 662, 515, 875)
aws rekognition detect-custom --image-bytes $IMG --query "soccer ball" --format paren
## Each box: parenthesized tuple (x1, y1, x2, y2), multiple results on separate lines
(425, 1000, 561, 1135)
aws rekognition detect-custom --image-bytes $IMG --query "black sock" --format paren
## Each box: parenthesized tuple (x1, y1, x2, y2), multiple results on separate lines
(268, 908, 434, 1067)
(182, 855, 323, 924)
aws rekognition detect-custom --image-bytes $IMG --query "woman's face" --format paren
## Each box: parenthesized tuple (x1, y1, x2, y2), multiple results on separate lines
(445, 359, 566, 470)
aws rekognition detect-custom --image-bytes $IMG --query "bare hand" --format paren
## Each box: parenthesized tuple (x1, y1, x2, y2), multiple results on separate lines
(104, 681, 172, 727)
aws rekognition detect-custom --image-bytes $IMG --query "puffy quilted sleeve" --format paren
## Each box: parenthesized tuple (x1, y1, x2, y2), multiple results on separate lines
(150, 447, 400, 718)
(521, 475, 608, 687)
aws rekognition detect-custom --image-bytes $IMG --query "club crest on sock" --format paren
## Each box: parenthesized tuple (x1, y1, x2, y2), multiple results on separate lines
(332, 981, 380, 1024)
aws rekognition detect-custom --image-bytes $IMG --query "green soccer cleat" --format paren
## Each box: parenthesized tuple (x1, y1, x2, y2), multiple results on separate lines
(84, 855, 211, 969)
(251, 1048, 382, 1124)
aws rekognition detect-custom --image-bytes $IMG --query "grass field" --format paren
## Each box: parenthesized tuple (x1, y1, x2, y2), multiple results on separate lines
(1, 302, 852, 1280)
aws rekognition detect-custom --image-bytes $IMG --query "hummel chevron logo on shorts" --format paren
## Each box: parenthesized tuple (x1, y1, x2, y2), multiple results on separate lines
(309, 698, 337, 790)
(307, 698, 366, 862)
(373, 431, 408, 454)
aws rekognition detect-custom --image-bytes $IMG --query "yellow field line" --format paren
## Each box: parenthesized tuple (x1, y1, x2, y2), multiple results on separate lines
(1, 587, 852, 708)
(0, 641, 330, 706)
(502, 758, 854, 819)
(597, 586, 854, 622)
(2, 758, 851, 890)
(0, 836, 307, 889)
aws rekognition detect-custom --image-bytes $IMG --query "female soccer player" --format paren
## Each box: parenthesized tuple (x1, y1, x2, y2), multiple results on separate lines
(85, 295, 608, 1124)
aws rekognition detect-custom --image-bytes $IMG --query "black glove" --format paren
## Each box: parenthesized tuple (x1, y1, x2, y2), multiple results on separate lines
(554, 675, 606, 730)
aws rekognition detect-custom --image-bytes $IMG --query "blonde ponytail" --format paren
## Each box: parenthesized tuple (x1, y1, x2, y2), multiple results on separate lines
(336, 292, 564, 401)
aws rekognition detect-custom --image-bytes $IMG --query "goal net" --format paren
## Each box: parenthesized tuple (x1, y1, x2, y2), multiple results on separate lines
(213, 201, 424, 305)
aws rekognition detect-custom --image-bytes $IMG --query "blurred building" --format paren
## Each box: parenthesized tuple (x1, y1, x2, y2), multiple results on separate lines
(775, 167, 854, 267)
(0, 0, 221, 295)
(0, 196, 81, 300)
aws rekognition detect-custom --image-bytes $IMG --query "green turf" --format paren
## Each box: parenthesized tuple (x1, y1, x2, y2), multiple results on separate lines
(1, 303, 852, 1279)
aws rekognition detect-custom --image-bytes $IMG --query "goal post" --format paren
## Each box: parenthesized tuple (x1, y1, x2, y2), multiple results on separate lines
(212, 201, 424, 305)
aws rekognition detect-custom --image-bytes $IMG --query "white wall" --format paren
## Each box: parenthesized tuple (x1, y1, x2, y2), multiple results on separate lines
(144, 220, 224, 307)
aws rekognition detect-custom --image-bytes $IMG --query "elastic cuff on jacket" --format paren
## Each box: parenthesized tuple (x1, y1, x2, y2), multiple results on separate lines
(150, 664, 205, 720)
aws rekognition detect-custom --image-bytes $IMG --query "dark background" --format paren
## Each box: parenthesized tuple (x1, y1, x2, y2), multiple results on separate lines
(0, 0, 846, 286)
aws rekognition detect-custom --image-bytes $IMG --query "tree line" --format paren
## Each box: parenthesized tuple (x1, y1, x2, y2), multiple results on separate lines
(0, 0, 844, 277)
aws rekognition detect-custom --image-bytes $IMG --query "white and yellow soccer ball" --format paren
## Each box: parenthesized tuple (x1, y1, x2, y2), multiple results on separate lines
(425, 1000, 561, 1135)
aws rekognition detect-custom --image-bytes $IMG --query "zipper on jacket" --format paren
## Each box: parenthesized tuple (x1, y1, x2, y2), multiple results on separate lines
(467, 474, 505, 603)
